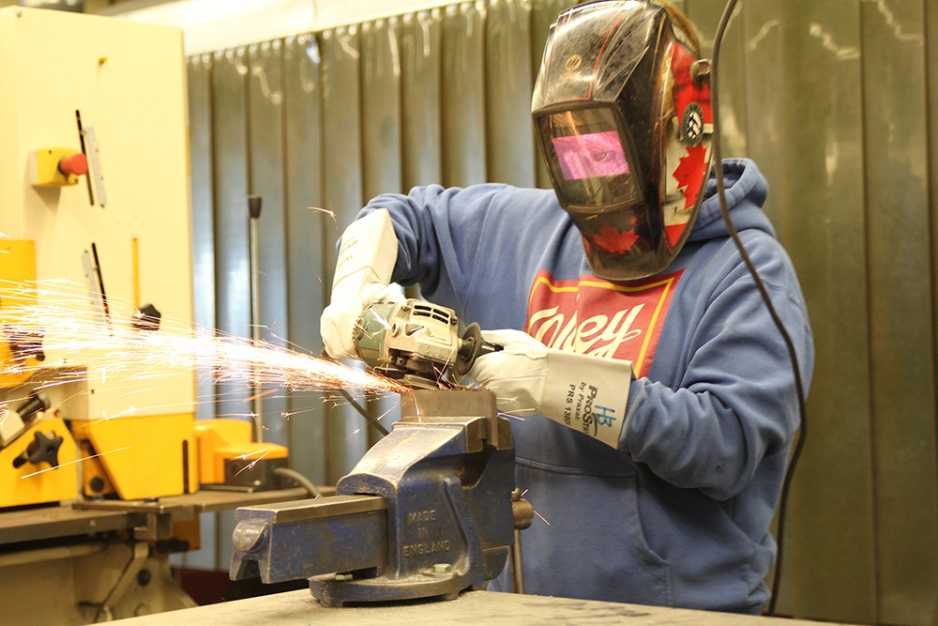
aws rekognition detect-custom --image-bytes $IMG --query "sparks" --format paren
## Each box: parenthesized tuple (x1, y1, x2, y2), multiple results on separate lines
(308, 206, 338, 230)
(0, 281, 405, 399)
(19, 445, 134, 479)
(373, 406, 395, 423)
(233, 449, 271, 476)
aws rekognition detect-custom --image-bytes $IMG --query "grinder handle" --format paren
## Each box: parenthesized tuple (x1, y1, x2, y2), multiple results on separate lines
(455, 323, 502, 376)
(477, 338, 502, 358)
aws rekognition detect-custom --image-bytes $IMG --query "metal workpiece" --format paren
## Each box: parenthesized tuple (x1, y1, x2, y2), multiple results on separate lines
(229, 389, 516, 607)
(395, 389, 511, 452)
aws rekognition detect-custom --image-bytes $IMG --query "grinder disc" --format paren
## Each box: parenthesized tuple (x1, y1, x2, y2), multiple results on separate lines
(455, 322, 483, 376)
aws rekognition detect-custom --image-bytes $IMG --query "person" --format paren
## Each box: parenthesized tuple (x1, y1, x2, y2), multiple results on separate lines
(321, 0, 813, 615)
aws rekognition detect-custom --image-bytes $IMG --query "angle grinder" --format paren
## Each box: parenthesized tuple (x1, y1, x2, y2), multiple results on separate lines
(353, 299, 499, 388)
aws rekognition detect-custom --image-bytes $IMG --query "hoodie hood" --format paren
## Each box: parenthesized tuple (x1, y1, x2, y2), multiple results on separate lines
(688, 158, 774, 242)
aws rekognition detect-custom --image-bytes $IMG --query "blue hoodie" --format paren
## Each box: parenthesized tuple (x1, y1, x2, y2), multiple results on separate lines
(358, 159, 814, 613)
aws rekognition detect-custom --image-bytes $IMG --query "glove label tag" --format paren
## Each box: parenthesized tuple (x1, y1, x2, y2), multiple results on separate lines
(563, 382, 601, 433)
(545, 350, 632, 448)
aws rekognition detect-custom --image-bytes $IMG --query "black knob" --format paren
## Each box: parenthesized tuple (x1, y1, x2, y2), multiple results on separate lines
(12, 431, 63, 469)
(248, 195, 262, 219)
(132, 303, 162, 331)
(137, 569, 152, 587)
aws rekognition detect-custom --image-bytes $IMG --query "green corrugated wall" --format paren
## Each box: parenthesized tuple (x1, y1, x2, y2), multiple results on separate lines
(185, 2, 938, 623)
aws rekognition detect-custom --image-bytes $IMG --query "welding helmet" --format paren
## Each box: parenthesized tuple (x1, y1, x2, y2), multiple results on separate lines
(532, 1, 713, 280)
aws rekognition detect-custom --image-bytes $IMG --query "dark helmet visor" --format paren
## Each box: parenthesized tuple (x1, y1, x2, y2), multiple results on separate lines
(537, 106, 641, 210)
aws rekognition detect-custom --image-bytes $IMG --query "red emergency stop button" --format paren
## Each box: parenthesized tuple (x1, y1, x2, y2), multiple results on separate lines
(58, 153, 88, 177)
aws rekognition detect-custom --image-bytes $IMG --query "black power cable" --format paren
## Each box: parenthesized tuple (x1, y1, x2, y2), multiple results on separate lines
(319, 349, 392, 437)
(708, 0, 808, 616)
(273, 466, 322, 498)
(337, 387, 391, 437)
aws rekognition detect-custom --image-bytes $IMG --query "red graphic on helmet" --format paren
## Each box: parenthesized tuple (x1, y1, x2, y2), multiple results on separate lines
(671, 45, 711, 129)
(669, 42, 712, 211)
(673, 143, 709, 210)
(589, 224, 641, 254)
(663, 223, 687, 248)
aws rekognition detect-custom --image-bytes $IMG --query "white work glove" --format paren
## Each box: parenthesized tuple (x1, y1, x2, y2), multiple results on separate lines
(467, 329, 634, 449)
(320, 209, 404, 360)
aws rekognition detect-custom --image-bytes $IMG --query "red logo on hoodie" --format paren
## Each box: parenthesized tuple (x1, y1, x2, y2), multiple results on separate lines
(526, 270, 682, 377)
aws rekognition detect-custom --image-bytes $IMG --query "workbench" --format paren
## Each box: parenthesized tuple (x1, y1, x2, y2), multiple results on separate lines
(117, 588, 844, 626)
(0, 488, 308, 625)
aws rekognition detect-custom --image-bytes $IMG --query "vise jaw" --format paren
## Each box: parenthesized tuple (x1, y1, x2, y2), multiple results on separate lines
(229, 389, 515, 607)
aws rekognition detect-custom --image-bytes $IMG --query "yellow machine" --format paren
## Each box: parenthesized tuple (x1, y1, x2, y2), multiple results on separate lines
(0, 3, 198, 506)
(194, 419, 289, 488)
(0, 9, 298, 625)
(0, 6, 288, 509)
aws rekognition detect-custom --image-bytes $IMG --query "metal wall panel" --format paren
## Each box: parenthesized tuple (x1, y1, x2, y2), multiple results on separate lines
(362, 18, 403, 199)
(927, 4, 938, 620)
(735, 1, 782, 226)
(248, 40, 289, 447)
(320, 26, 370, 482)
(320, 26, 364, 294)
(211, 47, 253, 420)
(184, 53, 218, 573)
(861, 2, 938, 624)
(361, 17, 405, 449)
(187, 54, 217, 423)
(441, 1, 488, 188)
(485, 0, 535, 186)
(210, 45, 252, 573)
(764, 3, 875, 622)
(400, 9, 443, 189)
(283, 33, 328, 486)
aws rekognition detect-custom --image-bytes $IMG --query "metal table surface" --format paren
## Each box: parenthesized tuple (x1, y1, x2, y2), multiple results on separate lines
(0, 504, 143, 545)
(117, 589, 845, 626)
(0, 488, 309, 546)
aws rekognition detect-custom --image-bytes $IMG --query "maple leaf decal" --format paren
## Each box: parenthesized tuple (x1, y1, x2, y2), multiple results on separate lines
(664, 223, 687, 248)
(673, 143, 708, 210)
(590, 223, 641, 254)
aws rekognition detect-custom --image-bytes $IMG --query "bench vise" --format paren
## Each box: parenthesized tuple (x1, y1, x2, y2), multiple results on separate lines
(229, 389, 519, 607)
